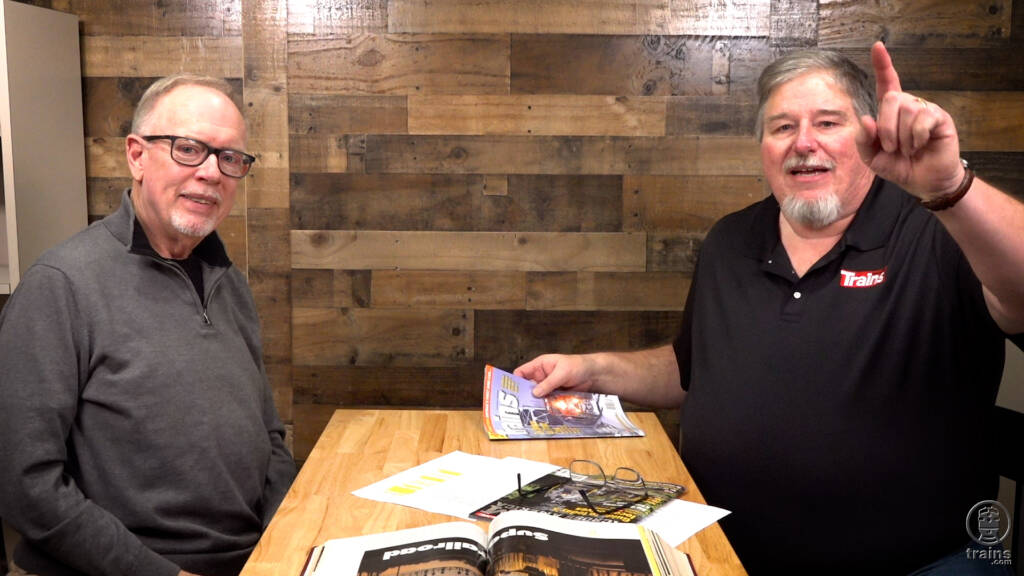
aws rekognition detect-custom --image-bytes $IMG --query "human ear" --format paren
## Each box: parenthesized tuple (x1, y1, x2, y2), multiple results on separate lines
(125, 135, 146, 181)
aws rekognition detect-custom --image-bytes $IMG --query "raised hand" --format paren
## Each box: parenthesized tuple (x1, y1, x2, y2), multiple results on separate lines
(856, 41, 966, 201)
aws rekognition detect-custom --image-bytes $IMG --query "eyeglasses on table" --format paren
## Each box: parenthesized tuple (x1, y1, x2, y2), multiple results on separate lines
(515, 459, 650, 516)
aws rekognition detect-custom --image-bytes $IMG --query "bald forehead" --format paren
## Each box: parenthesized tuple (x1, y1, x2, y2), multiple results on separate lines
(143, 84, 247, 145)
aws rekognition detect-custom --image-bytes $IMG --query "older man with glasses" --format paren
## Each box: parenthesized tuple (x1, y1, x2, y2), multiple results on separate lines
(0, 75, 296, 576)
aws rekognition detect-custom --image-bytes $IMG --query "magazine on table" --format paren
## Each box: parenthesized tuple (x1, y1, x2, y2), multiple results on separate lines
(471, 466, 686, 524)
(482, 365, 644, 440)
(300, 509, 696, 576)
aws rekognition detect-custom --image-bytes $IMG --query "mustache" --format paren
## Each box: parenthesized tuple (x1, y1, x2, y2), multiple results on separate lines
(783, 155, 835, 171)
(180, 191, 222, 204)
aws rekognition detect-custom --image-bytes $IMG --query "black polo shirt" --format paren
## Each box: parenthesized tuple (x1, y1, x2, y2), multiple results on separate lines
(674, 178, 1006, 574)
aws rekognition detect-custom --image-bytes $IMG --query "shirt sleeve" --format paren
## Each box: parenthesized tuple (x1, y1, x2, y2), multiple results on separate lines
(258, 377, 296, 528)
(0, 265, 180, 576)
(673, 259, 701, 392)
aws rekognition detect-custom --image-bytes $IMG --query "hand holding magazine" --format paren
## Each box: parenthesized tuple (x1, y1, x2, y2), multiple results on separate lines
(482, 365, 644, 440)
(301, 510, 696, 576)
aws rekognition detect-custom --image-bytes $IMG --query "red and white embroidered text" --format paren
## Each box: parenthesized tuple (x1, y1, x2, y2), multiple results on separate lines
(839, 268, 886, 288)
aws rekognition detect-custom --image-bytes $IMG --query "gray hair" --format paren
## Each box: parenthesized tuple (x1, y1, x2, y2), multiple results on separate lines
(755, 49, 876, 141)
(131, 74, 236, 135)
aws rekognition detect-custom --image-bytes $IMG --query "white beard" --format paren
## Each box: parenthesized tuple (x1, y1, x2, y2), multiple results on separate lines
(780, 192, 842, 229)
(171, 209, 217, 238)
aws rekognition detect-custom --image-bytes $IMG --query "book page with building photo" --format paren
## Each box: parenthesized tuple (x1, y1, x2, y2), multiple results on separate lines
(486, 510, 695, 576)
(300, 511, 695, 576)
(300, 521, 489, 576)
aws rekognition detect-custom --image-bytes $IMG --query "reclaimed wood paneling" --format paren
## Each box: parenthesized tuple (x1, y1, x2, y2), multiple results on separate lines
(526, 272, 690, 310)
(83, 78, 148, 137)
(291, 173, 483, 229)
(372, 270, 526, 308)
(86, 178, 130, 219)
(511, 35, 716, 96)
(290, 230, 646, 271)
(288, 34, 510, 95)
(482, 175, 508, 196)
(408, 95, 667, 136)
(667, 95, 758, 136)
(52, 0, 241, 36)
(290, 173, 626, 231)
(724, 37, 779, 94)
(390, 0, 671, 35)
(473, 310, 683, 370)
(916, 91, 1024, 152)
(648, 232, 703, 272)
(292, 365, 484, 406)
(82, 36, 243, 77)
(834, 47, 1024, 91)
(361, 135, 762, 175)
(389, 0, 769, 36)
(217, 215, 248, 274)
(289, 134, 350, 173)
(671, 0, 771, 36)
(510, 35, 781, 96)
(963, 152, 1024, 199)
(246, 209, 292, 366)
(292, 269, 372, 309)
(290, 94, 408, 134)
(770, 0, 819, 47)
(243, 0, 291, 403)
(245, 82, 292, 210)
(86, 137, 128, 179)
(292, 307, 473, 366)
(818, 0, 1011, 47)
(623, 175, 766, 232)
(500, 175, 623, 231)
(287, 0, 388, 35)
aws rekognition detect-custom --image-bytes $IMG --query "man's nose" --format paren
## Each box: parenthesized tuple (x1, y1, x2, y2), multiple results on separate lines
(195, 152, 222, 179)
(794, 123, 818, 153)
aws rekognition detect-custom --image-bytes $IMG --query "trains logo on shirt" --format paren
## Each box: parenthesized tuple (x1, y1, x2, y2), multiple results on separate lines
(839, 267, 887, 288)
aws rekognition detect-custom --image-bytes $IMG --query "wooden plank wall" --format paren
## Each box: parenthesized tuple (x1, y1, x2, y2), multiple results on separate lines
(23, 0, 1024, 461)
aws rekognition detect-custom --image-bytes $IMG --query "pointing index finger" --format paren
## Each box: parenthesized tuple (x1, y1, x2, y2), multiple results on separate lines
(871, 41, 902, 101)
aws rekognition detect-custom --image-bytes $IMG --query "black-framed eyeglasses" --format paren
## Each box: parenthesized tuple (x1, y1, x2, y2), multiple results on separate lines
(569, 459, 648, 516)
(141, 135, 255, 178)
(515, 459, 649, 516)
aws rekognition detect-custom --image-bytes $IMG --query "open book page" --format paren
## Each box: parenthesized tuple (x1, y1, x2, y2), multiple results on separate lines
(482, 365, 644, 440)
(302, 522, 488, 576)
(485, 510, 696, 576)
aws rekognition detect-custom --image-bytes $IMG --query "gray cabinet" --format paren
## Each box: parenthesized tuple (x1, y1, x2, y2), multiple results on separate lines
(0, 0, 86, 294)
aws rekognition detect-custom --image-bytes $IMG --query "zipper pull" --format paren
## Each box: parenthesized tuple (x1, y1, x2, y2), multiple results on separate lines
(202, 309, 212, 325)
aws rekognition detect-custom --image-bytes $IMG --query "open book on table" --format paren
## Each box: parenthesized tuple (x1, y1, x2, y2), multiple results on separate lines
(301, 509, 696, 576)
(482, 365, 644, 440)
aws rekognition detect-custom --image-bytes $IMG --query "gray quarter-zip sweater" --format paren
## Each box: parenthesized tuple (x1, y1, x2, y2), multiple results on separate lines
(0, 191, 296, 576)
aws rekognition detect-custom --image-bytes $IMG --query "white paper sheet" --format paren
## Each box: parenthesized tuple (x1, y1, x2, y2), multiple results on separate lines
(351, 450, 559, 519)
(639, 498, 731, 547)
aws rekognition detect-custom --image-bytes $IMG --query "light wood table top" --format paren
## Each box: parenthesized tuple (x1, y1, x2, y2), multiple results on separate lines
(240, 408, 746, 576)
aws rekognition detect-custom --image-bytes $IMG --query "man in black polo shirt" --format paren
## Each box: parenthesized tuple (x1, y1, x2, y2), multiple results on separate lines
(515, 42, 1024, 574)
